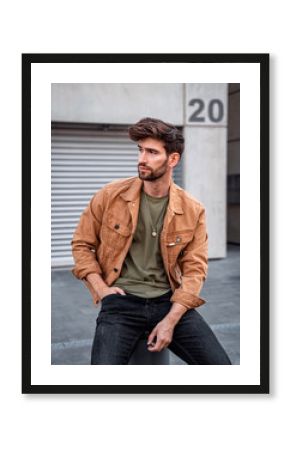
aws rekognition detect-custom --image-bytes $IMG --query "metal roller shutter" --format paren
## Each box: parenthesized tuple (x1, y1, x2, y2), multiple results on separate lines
(51, 125, 183, 269)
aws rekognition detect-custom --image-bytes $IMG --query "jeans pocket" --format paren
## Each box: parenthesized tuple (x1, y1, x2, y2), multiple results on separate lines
(101, 293, 118, 303)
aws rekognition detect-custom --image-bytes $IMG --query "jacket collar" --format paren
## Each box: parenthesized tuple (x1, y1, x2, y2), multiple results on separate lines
(120, 177, 184, 215)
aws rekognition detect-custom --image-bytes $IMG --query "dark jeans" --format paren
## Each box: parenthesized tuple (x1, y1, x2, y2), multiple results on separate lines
(91, 291, 232, 365)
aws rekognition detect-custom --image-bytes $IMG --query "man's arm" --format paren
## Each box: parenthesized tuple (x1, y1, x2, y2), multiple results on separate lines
(147, 204, 208, 352)
(72, 189, 126, 302)
(72, 190, 106, 281)
(170, 204, 208, 309)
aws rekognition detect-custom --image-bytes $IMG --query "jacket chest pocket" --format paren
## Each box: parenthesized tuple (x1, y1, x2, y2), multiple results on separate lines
(165, 230, 193, 262)
(101, 212, 132, 250)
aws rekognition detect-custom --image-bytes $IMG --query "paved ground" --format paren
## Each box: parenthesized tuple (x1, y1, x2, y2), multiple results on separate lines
(51, 244, 240, 365)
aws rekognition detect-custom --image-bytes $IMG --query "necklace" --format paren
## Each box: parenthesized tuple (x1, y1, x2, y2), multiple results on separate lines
(143, 191, 168, 238)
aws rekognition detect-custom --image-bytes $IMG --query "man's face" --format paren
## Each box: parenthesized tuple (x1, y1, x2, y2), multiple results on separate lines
(137, 137, 171, 182)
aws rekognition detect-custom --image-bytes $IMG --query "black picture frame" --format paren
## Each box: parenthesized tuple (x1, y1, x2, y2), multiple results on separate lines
(22, 53, 269, 394)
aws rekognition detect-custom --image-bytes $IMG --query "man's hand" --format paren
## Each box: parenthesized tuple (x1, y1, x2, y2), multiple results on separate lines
(86, 273, 125, 300)
(99, 286, 126, 300)
(147, 318, 175, 352)
(147, 302, 188, 352)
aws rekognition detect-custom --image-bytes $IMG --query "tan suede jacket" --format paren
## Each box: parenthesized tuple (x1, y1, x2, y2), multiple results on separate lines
(71, 177, 208, 310)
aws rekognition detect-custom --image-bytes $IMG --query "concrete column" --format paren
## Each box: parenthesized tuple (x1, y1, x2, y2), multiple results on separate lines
(183, 84, 228, 258)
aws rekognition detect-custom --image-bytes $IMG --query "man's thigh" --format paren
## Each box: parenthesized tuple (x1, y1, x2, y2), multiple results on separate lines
(91, 294, 146, 365)
(168, 308, 232, 365)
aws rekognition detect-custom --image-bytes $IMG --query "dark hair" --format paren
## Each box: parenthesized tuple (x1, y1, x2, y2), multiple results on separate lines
(128, 117, 184, 158)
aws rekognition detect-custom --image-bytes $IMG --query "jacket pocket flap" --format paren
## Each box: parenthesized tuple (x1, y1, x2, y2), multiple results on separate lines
(104, 212, 131, 237)
(165, 230, 193, 246)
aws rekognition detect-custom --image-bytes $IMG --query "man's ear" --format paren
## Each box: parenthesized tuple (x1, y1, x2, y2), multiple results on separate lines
(168, 152, 180, 168)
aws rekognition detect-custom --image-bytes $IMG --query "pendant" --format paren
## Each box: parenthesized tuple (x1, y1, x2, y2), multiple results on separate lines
(152, 231, 157, 237)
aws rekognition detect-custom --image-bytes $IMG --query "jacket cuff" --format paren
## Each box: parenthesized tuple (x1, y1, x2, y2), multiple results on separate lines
(171, 289, 206, 310)
(72, 263, 102, 280)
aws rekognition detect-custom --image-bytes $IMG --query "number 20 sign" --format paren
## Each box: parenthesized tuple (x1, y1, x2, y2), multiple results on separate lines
(185, 84, 228, 126)
(188, 98, 224, 123)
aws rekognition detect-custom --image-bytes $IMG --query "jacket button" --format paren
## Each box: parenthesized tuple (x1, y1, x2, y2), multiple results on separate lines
(114, 224, 120, 230)
(113, 268, 119, 272)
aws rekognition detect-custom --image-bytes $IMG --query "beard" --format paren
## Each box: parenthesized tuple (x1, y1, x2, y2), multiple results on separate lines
(138, 159, 168, 182)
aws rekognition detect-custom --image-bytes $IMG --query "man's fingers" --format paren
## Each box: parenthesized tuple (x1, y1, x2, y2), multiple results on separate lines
(101, 287, 126, 299)
(148, 339, 163, 352)
(147, 328, 157, 347)
(147, 330, 167, 352)
(147, 331, 171, 352)
(114, 287, 126, 295)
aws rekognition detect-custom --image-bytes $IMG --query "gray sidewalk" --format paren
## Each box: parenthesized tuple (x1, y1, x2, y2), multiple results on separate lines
(51, 244, 240, 365)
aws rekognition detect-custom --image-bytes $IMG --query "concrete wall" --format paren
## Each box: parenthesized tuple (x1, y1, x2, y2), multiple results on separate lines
(51, 83, 183, 125)
(51, 83, 228, 258)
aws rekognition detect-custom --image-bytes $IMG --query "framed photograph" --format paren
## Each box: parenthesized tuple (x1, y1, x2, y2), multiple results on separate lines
(22, 53, 269, 394)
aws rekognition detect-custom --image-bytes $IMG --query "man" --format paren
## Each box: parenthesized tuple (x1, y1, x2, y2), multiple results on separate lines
(71, 117, 231, 365)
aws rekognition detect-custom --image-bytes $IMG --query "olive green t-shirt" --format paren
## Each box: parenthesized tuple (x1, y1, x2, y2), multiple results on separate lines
(113, 190, 171, 298)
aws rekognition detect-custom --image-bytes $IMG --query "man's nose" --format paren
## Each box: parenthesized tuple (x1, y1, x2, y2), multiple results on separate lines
(138, 152, 147, 164)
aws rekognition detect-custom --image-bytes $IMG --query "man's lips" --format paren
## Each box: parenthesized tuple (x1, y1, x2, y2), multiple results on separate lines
(139, 166, 151, 171)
